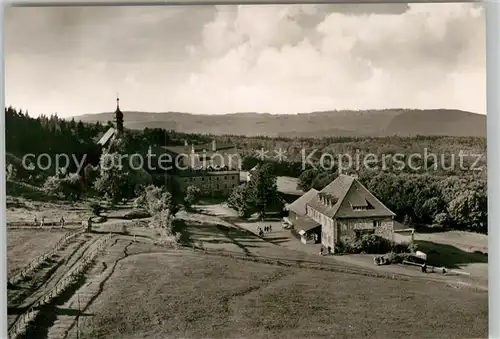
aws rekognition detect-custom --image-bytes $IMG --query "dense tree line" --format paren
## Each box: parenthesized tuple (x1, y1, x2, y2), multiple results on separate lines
(359, 172, 487, 233)
(6, 106, 487, 234)
(5, 106, 104, 181)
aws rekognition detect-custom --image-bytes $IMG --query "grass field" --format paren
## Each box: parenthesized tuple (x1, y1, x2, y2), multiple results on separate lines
(7, 228, 68, 276)
(6, 195, 92, 225)
(79, 252, 487, 339)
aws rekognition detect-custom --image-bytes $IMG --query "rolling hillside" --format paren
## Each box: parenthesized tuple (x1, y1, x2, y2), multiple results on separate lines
(73, 109, 486, 138)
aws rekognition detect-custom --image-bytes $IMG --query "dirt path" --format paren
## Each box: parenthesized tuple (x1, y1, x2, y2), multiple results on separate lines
(179, 207, 487, 291)
(48, 238, 185, 339)
(46, 237, 134, 339)
(8, 233, 105, 332)
(8, 234, 85, 308)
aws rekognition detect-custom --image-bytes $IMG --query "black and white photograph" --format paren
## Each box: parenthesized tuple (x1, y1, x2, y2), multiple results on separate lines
(5, 3, 488, 339)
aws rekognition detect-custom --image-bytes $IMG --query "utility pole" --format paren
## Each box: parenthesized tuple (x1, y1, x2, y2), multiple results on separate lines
(77, 292, 80, 339)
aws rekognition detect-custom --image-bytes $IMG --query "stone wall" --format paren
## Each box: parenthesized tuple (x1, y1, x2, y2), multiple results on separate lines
(319, 215, 335, 252)
(374, 219, 395, 241)
(337, 217, 394, 243)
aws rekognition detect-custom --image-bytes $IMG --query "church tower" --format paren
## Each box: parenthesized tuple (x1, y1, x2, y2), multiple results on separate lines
(115, 95, 124, 136)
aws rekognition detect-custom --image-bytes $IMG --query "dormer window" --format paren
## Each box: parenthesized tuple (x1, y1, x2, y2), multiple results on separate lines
(350, 198, 373, 211)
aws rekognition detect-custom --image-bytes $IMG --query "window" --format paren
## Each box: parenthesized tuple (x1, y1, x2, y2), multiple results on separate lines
(373, 220, 381, 227)
(201, 177, 204, 181)
(355, 231, 361, 240)
(224, 176, 227, 180)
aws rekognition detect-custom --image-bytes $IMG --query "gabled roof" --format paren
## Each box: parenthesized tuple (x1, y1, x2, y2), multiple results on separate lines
(286, 188, 318, 216)
(335, 179, 396, 218)
(294, 215, 321, 233)
(249, 165, 259, 172)
(306, 174, 395, 219)
(306, 174, 354, 218)
(97, 127, 116, 146)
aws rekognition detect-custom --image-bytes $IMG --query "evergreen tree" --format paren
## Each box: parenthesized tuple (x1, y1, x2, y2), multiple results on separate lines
(246, 163, 279, 219)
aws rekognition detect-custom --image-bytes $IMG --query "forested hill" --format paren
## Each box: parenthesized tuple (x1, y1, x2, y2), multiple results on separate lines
(74, 109, 486, 138)
(5, 106, 487, 233)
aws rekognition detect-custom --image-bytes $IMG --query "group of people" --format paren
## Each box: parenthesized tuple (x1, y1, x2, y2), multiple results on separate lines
(33, 216, 65, 227)
(257, 225, 273, 237)
(319, 246, 331, 256)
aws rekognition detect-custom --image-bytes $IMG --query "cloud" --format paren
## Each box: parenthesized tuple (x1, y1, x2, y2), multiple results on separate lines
(4, 4, 485, 116)
(175, 3, 485, 114)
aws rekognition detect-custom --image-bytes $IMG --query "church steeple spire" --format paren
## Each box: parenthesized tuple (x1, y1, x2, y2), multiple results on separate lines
(114, 94, 124, 136)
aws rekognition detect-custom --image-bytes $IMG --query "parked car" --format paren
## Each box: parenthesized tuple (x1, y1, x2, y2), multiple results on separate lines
(281, 217, 292, 229)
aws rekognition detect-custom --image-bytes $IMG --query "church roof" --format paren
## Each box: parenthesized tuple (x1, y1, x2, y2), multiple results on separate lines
(97, 127, 116, 146)
(115, 97, 123, 117)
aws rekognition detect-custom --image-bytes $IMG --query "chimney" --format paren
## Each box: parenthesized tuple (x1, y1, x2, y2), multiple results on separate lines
(212, 140, 216, 151)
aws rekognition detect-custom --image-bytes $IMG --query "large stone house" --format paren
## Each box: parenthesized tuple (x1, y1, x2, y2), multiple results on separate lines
(285, 174, 396, 251)
(163, 141, 241, 197)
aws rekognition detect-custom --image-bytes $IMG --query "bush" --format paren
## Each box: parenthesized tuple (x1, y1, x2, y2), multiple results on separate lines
(335, 235, 415, 255)
(185, 185, 201, 208)
(334, 241, 346, 254)
(384, 252, 412, 264)
(353, 234, 393, 254)
(123, 209, 151, 219)
(133, 195, 146, 209)
(391, 242, 410, 253)
(408, 242, 419, 253)
(43, 173, 84, 200)
(89, 203, 103, 216)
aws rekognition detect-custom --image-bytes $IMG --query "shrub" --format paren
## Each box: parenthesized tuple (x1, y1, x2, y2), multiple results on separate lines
(356, 234, 393, 254)
(334, 240, 346, 254)
(345, 240, 364, 254)
(334, 235, 417, 256)
(133, 195, 146, 209)
(185, 185, 201, 208)
(89, 203, 103, 216)
(384, 252, 412, 264)
(6, 164, 16, 180)
(43, 173, 84, 200)
(391, 242, 410, 253)
(433, 212, 449, 227)
(408, 242, 419, 253)
(123, 209, 151, 219)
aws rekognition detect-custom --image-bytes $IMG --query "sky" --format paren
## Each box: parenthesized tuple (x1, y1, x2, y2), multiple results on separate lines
(5, 3, 486, 117)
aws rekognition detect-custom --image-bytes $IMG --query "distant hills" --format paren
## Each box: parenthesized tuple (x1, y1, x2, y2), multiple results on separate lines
(73, 109, 486, 138)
